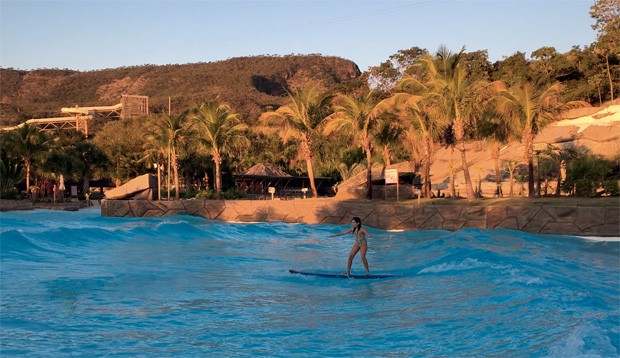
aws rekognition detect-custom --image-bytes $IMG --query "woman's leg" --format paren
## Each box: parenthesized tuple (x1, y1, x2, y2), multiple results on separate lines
(345, 245, 360, 275)
(360, 242, 369, 274)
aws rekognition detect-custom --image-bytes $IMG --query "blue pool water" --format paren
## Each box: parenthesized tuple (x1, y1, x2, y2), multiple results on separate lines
(1, 208, 618, 357)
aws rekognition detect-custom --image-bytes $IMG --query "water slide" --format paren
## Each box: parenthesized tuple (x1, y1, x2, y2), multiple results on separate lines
(1, 115, 93, 131)
(61, 103, 122, 116)
(2, 102, 121, 132)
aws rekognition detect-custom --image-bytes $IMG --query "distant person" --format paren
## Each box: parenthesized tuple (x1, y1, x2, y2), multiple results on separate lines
(330, 216, 372, 276)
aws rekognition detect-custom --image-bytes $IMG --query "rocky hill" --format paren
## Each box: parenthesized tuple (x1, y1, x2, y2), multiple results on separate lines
(0, 55, 361, 126)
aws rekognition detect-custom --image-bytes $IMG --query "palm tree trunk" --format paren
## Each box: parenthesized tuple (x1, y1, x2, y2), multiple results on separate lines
(492, 141, 502, 197)
(305, 158, 318, 198)
(555, 160, 563, 196)
(25, 160, 31, 192)
(172, 149, 180, 200)
(83, 176, 90, 198)
(383, 145, 391, 168)
(167, 146, 171, 201)
(524, 127, 535, 197)
(423, 136, 432, 198)
(302, 139, 318, 198)
(449, 147, 456, 198)
(454, 118, 475, 199)
(460, 146, 476, 199)
(214, 151, 222, 200)
(365, 147, 373, 200)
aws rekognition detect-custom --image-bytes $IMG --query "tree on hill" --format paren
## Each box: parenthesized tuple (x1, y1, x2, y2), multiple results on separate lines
(590, 0, 619, 101)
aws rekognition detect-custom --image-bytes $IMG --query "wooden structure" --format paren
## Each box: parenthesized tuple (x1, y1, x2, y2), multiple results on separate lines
(234, 163, 335, 198)
(120, 95, 149, 118)
(2, 95, 149, 136)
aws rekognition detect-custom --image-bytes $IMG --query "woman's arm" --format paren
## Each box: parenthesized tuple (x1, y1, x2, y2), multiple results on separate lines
(330, 228, 352, 237)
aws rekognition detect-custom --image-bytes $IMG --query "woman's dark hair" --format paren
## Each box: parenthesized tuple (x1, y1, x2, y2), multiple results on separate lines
(352, 217, 362, 232)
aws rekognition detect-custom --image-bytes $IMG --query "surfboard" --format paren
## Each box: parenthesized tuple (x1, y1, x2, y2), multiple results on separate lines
(289, 269, 399, 279)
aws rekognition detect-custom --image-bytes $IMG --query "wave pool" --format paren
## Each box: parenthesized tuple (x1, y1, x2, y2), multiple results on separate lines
(1, 208, 618, 356)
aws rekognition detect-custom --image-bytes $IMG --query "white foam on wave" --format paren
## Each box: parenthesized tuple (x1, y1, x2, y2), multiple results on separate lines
(500, 268, 544, 285)
(576, 236, 620, 242)
(545, 322, 618, 358)
(418, 258, 509, 274)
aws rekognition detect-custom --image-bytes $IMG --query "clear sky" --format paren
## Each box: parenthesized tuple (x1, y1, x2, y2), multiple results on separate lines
(0, 0, 596, 72)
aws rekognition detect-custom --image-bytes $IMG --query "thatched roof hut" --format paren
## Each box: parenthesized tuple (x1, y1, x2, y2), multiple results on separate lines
(234, 163, 334, 198)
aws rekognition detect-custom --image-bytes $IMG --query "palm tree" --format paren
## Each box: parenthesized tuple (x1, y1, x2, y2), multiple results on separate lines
(145, 114, 187, 200)
(325, 89, 383, 199)
(71, 141, 110, 196)
(259, 86, 333, 198)
(374, 114, 405, 168)
(496, 80, 587, 197)
(190, 99, 248, 200)
(386, 77, 447, 198)
(417, 46, 488, 199)
(4, 124, 49, 192)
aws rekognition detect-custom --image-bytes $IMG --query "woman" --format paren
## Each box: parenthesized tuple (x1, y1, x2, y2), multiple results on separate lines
(330, 217, 371, 276)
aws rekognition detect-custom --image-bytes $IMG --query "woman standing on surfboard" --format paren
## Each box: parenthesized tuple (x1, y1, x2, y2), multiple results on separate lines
(330, 217, 371, 276)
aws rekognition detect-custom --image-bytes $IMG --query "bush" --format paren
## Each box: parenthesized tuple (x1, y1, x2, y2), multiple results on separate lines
(562, 154, 617, 197)
(0, 158, 22, 199)
(191, 188, 245, 200)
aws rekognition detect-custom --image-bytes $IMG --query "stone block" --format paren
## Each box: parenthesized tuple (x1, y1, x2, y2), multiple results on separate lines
(105, 174, 156, 200)
(134, 189, 154, 200)
(464, 219, 487, 229)
(544, 207, 577, 223)
(575, 207, 606, 230)
(436, 205, 462, 221)
(540, 222, 581, 236)
(418, 212, 444, 230)
(487, 206, 507, 228)
(443, 220, 464, 231)
(413, 206, 439, 226)
(582, 224, 620, 237)
(605, 207, 619, 224)
(506, 206, 541, 229)
(522, 209, 554, 233)
(393, 217, 417, 230)
(129, 200, 161, 217)
(494, 217, 519, 230)
(182, 200, 206, 216)
(367, 204, 412, 230)
(101, 199, 132, 217)
(462, 206, 486, 221)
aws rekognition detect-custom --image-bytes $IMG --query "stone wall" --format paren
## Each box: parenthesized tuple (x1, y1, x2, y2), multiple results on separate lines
(101, 199, 620, 237)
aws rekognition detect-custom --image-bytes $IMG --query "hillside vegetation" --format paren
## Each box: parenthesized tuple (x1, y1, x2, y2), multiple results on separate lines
(0, 55, 360, 126)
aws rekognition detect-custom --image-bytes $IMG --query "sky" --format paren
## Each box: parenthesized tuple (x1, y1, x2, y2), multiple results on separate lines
(0, 0, 596, 72)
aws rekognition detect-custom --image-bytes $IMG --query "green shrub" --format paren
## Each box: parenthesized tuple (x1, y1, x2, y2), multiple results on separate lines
(221, 189, 245, 200)
(0, 158, 22, 199)
(191, 188, 245, 199)
(562, 154, 617, 197)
